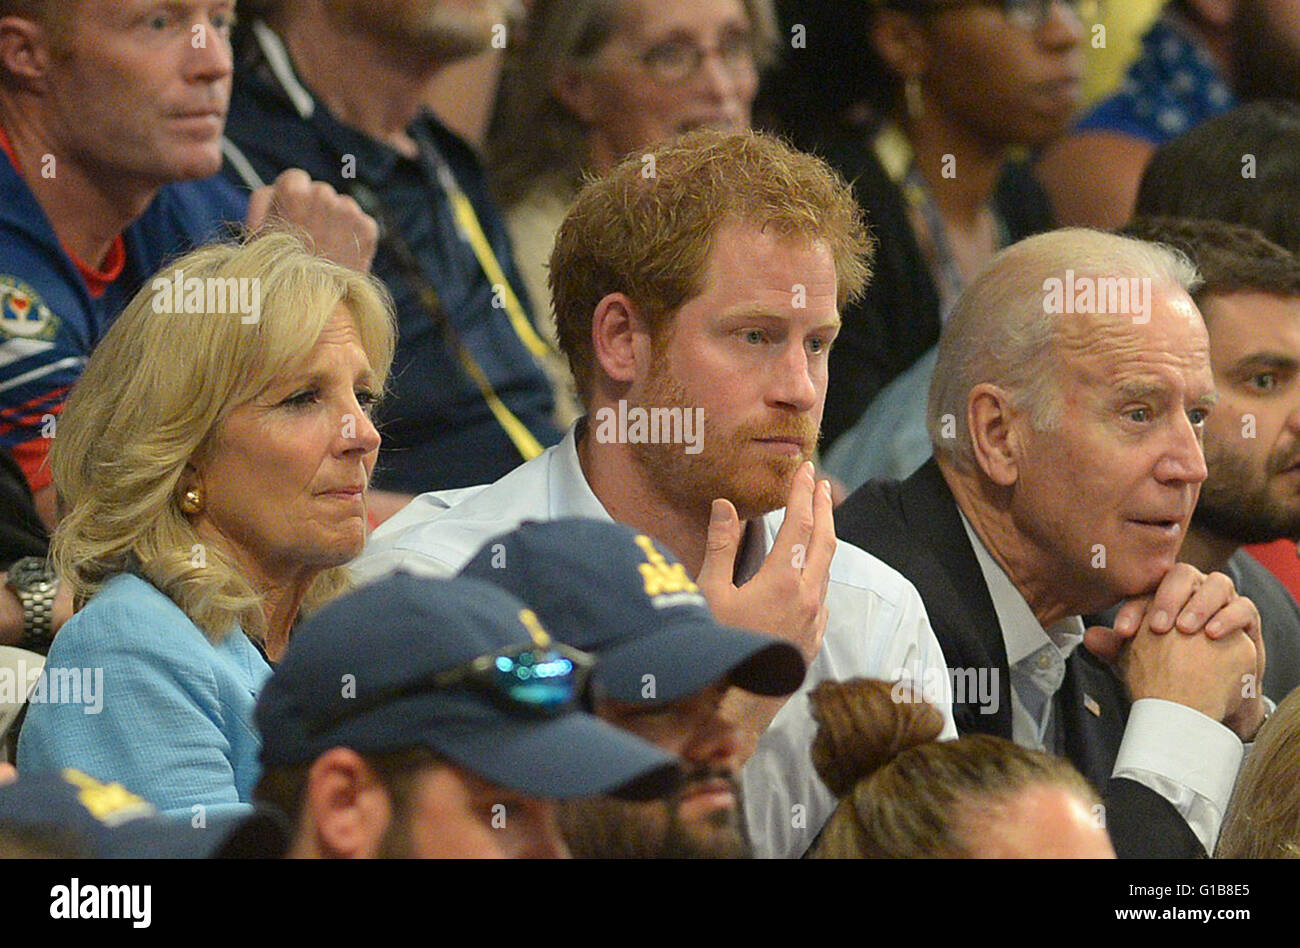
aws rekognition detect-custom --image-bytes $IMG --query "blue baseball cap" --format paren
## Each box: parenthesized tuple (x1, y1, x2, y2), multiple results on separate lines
(458, 519, 806, 704)
(256, 573, 681, 801)
(0, 769, 288, 858)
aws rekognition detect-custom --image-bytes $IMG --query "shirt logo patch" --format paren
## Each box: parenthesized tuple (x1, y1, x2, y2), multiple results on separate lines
(0, 277, 58, 340)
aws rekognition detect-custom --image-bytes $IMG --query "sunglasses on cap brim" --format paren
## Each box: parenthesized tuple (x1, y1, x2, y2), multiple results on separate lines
(305, 640, 598, 737)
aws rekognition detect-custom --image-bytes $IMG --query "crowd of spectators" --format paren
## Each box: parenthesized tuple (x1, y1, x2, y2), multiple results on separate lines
(1, 0, 1300, 864)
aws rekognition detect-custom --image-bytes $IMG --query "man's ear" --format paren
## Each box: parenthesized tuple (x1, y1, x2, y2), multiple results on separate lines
(0, 16, 57, 91)
(303, 748, 393, 860)
(869, 9, 932, 81)
(967, 383, 1023, 487)
(590, 292, 652, 388)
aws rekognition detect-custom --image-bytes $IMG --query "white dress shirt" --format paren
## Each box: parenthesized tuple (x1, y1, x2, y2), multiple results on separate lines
(959, 513, 1242, 854)
(355, 425, 957, 858)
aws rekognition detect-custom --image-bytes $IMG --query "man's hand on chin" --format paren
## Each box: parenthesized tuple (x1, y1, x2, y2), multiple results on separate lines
(246, 169, 379, 272)
(695, 461, 835, 665)
(694, 462, 835, 763)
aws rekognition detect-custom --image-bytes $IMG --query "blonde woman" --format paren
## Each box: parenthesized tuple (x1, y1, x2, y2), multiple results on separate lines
(18, 233, 396, 816)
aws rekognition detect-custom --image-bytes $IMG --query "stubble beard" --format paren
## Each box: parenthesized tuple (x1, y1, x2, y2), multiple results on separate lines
(629, 361, 817, 523)
(338, 1, 501, 63)
(1194, 440, 1300, 544)
(557, 770, 751, 860)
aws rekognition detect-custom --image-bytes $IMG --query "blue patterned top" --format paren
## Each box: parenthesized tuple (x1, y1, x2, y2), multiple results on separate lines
(1077, 13, 1236, 144)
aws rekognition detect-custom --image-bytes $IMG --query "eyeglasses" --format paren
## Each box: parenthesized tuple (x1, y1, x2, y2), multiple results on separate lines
(636, 30, 757, 85)
(899, 0, 1102, 31)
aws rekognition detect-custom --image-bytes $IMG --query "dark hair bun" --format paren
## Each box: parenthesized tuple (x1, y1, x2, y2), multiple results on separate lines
(808, 678, 945, 798)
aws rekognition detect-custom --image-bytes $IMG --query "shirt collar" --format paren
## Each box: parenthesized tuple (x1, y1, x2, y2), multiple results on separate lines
(251, 20, 316, 120)
(247, 19, 409, 185)
(555, 419, 771, 578)
(957, 509, 1084, 665)
(551, 419, 611, 521)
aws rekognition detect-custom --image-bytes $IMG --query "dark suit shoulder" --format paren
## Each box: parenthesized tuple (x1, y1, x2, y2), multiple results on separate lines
(836, 475, 907, 548)
(838, 461, 1015, 738)
(837, 460, 969, 577)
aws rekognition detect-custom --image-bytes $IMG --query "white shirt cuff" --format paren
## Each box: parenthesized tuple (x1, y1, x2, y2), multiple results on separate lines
(1112, 698, 1243, 853)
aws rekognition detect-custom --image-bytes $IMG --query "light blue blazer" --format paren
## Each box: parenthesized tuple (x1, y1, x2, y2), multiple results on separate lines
(18, 572, 272, 818)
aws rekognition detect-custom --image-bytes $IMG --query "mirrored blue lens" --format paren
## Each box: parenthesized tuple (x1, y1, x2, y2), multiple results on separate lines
(491, 650, 580, 710)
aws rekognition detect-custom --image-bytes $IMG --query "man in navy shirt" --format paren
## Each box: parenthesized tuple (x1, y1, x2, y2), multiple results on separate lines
(224, 2, 564, 511)
(0, 0, 377, 527)
(0, 0, 376, 654)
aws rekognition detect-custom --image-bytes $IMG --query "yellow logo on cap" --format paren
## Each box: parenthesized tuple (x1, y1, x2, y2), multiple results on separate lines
(634, 534, 698, 597)
(61, 768, 154, 825)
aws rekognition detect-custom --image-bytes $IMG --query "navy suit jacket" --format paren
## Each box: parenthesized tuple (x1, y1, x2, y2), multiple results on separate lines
(836, 458, 1206, 858)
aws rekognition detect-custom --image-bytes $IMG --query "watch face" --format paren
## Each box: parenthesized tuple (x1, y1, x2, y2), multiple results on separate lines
(9, 557, 54, 590)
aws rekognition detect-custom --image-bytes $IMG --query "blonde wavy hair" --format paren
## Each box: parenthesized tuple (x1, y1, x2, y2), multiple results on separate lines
(50, 232, 397, 643)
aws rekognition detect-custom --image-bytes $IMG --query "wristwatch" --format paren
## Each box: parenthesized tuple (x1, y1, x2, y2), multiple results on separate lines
(7, 556, 58, 653)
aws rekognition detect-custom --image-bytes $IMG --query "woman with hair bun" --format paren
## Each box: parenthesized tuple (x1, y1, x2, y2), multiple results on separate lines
(808, 679, 1114, 859)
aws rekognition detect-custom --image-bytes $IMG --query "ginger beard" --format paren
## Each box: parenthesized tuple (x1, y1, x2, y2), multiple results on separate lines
(630, 352, 819, 523)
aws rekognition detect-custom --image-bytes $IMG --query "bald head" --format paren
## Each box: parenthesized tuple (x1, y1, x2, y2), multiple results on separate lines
(929, 229, 1203, 472)
(934, 229, 1215, 619)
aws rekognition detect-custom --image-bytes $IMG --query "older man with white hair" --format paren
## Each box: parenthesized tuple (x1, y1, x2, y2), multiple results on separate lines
(837, 228, 1266, 858)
